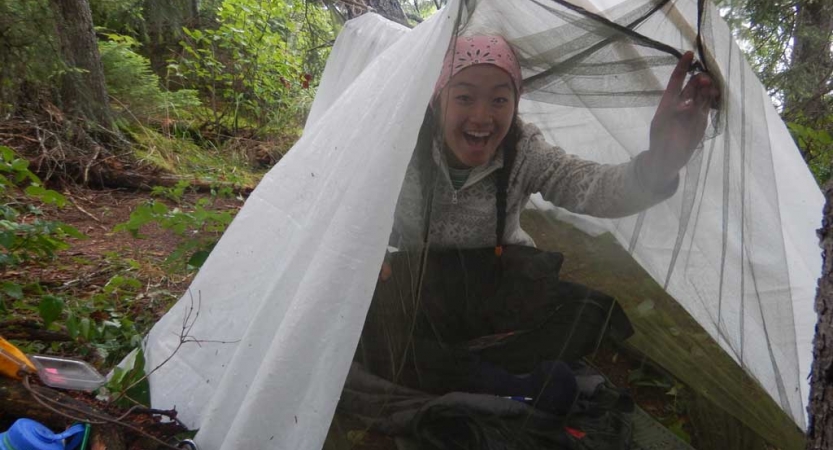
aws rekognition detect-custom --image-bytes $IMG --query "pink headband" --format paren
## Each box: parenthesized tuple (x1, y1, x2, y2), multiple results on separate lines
(434, 35, 523, 100)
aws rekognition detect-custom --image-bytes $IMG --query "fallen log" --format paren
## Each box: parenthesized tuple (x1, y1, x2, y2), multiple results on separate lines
(0, 117, 256, 197)
(0, 377, 184, 449)
(0, 319, 72, 343)
(42, 158, 254, 198)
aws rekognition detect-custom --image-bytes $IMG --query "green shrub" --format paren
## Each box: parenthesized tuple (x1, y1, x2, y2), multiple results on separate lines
(0, 145, 84, 315)
(99, 33, 201, 120)
(115, 187, 235, 271)
(787, 120, 833, 184)
(0, 146, 84, 268)
(169, 0, 333, 133)
(90, 0, 145, 38)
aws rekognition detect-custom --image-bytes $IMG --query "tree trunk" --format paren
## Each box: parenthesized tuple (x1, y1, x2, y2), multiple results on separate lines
(345, 0, 409, 26)
(368, 0, 409, 25)
(783, 0, 833, 124)
(49, 0, 113, 129)
(144, 0, 200, 78)
(807, 181, 833, 449)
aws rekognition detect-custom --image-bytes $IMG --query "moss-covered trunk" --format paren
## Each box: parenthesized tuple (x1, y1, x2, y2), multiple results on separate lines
(807, 181, 833, 449)
(49, 0, 113, 129)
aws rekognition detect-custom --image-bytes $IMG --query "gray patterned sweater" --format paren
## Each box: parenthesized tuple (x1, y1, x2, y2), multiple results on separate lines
(390, 119, 678, 250)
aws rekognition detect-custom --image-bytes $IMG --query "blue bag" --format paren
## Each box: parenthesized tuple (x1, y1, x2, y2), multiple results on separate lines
(0, 419, 85, 450)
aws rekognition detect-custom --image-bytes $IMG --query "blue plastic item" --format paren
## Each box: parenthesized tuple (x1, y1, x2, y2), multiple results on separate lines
(0, 419, 85, 450)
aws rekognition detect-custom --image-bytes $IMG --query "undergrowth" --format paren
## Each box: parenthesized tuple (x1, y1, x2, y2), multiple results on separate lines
(99, 33, 202, 122)
(129, 126, 265, 186)
(0, 145, 139, 370)
(98, 30, 280, 185)
(115, 181, 237, 272)
(0, 143, 239, 407)
(0, 0, 315, 416)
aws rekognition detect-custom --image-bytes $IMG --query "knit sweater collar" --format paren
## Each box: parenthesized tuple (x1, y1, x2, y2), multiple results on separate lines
(431, 137, 505, 190)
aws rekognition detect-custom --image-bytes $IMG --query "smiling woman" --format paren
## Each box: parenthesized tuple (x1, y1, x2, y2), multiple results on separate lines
(436, 37, 520, 168)
(383, 34, 713, 253)
(439, 65, 516, 168)
(135, 1, 822, 447)
(359, 32, 719, 417)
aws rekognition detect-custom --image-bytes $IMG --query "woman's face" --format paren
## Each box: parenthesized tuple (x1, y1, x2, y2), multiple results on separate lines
(438, 64, 516, 168)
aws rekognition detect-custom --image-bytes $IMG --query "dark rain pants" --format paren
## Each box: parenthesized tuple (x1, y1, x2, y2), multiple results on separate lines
(356, 245, 633, 395)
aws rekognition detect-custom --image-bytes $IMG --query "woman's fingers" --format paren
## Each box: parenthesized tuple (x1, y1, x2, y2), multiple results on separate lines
(676, 73, 712, 112)
(648, 51, 721, 176)
(659, 51, 694, 111)
(379, 261, 393, 282)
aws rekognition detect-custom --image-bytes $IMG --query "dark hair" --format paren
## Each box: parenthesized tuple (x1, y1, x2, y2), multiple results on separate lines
(414, 105, 519, 253)
(494, 120, 519, 253)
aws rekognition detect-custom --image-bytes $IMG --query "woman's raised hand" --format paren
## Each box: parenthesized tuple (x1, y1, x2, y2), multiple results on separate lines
(646, 51, 720, 188)
(379, 261, 392, 282)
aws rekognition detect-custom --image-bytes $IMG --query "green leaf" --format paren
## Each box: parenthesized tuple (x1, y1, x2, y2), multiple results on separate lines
(0, 231, 16, 249)
(26, 184, 67, 207)
(39, 295, 64, 328)
(0, 146, 14, 162)
(151, 201, 168, 215)
(109, 366, 127, 388)
(25, 184, 47, 198)
(1, 282, 24, 300)
(80, 317, 92, 340)
(187, 248, 212, 269)
(11, 159, 29, 172)
(124, 349, 150, 406)
(667, 419, 691, 443)
(57, 224, 85, 239)
(66, 312, 79, 339)
(107, 348, 150, 407)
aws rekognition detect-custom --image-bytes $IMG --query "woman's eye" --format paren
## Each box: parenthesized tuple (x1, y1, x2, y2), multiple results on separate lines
(493, 97, 509, 105)
(456, 95, 473, 103)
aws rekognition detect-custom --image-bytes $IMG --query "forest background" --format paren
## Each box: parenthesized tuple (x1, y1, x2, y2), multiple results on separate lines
(0, 0, 831, 448)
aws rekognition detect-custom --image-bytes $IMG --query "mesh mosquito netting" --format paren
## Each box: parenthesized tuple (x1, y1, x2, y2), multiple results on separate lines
(136, 0, 823, 449)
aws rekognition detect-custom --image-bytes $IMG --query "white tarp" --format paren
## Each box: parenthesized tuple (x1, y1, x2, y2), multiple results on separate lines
(139, 0, 822, 448)
(142, 5, 459, 449)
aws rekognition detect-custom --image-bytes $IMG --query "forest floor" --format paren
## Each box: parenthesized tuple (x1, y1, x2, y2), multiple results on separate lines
(2, 184, 682, 447)
(3, 182, 757, 450)
(1, 185, 244, 448)
(3, 186, 244, 355)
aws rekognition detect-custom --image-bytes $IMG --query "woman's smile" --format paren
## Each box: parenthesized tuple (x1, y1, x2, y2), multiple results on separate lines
(438, 64, 517, 168)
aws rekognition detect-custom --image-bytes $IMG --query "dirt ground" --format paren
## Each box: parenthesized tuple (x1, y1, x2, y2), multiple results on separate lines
(1, 186, 250, 447)
(4, 186, 767, 449)
(6, 186, 244, 331)
(4, 185, 682, 449)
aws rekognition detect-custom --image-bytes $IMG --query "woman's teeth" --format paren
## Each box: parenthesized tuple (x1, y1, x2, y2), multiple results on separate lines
(464, 131, 490, 146)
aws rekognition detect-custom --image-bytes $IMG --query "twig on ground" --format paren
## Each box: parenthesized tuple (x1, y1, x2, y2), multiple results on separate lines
(23, 376, 108, 425)
(112, 290, 239, 404)
(22, 375, 182, 450)
(83, 146, 101, 186)
(114, 405, 185, 429)
(65, 193, 106, 228)
(0, 132, 39, 143)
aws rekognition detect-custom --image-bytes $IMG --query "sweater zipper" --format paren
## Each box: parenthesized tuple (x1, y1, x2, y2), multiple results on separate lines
(443, 162, 499, 206)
